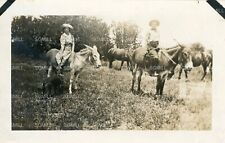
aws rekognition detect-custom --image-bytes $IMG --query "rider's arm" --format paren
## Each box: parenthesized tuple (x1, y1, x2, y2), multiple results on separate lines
(60, 34, 65, 52)
(146, 32, 151, 42)
(71, 35, 75, 52)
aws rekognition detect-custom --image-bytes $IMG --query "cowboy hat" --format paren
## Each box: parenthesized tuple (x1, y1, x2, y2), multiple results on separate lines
(149, 20, 160, 27)
(62, 23, 73, 29)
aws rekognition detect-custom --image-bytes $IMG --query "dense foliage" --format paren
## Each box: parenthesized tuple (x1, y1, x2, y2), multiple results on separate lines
(11, 16, 140, 59)
(111, 21, 141, 49)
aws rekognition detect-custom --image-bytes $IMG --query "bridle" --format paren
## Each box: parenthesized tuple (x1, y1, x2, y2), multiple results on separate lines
(161, 50, 177, 65)
(160, 44, 184, 65)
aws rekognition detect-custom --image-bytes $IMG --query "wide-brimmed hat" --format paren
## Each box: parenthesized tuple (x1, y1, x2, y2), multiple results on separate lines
(149, 20, 160, 27)
(62, 23, 73, 29)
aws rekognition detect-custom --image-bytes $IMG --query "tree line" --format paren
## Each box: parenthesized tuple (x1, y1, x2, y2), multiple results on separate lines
(11, 16, 140, 59)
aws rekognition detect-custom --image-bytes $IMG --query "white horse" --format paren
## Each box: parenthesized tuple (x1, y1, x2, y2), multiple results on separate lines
(46, 45, 101, 94)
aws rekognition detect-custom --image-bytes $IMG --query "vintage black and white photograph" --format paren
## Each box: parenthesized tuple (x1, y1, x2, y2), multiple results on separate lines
(11, 12, 214, 130)
(0, 1, 224, 140)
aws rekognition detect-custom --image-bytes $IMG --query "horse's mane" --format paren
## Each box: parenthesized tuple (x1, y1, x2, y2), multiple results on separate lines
(160, 45, 183, 62)
(164, 45, 179, 50)
(78, 47, 91, 55)
(79, 47, 89, 53)
(164, 45, 181, 54)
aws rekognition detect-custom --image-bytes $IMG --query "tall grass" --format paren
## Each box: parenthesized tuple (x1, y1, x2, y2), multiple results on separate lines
(11, 61, 212, 130)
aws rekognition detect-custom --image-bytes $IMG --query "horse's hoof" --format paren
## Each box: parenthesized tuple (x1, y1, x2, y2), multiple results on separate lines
(178, 77, 181, 80)
(131, 89, 139, 95)
(137, 90, 144, 95)
(154, 94, 161, 100)
(201, 78, 205, 81)
(201, 79, 206, 82)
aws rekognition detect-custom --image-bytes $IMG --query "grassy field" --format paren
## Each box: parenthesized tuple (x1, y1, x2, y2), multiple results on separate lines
(11, 60, 212, 130)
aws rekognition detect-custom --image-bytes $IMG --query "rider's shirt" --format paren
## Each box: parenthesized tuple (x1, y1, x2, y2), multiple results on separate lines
(56, 33, 74, 64)
(146, 29, 160, 43)
(60, 33, 74, 52)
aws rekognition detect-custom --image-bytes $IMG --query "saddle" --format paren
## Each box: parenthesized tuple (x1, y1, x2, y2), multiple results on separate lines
(144, 48, 160, 61)
(55, 51, 72, 65)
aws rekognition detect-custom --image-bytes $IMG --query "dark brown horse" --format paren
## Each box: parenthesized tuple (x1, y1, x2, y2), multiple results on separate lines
(131, 45, 193, 96)
(108, 47, 133, 70)
(178, 43, 213, 81)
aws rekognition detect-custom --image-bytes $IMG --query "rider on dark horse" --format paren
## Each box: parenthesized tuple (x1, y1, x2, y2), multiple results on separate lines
(145, 19, 160, 76)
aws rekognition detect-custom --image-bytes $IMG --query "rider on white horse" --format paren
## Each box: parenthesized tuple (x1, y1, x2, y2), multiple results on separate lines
(56, 23, 75, 76)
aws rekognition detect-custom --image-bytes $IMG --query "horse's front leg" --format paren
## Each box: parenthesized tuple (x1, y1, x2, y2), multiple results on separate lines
(137, 68, 143, 94)
(120, 60, 124, 70)
(201, 64, 207, 81)
(160, 74, 166, 96)
(74, 73, 79, 90)
(184, 70, 189, 82)
(178, 67, 182, 80)
(47, 66, 52, 78)
(156, 75, 162, 96)
(129, 61, 134, 72)
(210, 64, 212, 81)
(131, 64, 137, 93)
(127, 60, 130, 70)
(69, 69, 75, 94)
(109, 60, 113, 68)
(157, 72, 168, 96)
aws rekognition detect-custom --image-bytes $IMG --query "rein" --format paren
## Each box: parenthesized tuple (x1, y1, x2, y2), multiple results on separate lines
(161, 45, 182, 65)
(73, 48, 92, 63)
(161, 50, 177, 65)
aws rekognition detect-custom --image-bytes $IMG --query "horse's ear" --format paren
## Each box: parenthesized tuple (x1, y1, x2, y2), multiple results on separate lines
(84, 44, 92, 49)
(178, 44, 185, 50)
(93, 45, 97, 50)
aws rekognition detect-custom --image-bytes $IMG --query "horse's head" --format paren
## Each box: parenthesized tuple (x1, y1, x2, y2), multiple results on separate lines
(179, 46, 193, 71)
(89, 45, 102, 68)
